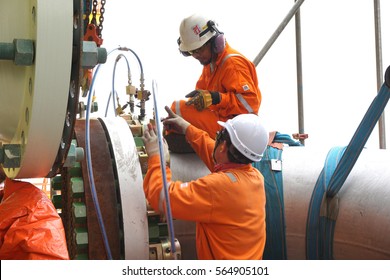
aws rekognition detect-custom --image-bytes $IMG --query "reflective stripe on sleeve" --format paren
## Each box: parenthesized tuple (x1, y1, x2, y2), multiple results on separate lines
(236, 93, 254, 113)
(221, 54, 255, 114)
(175, 100, 182, 116)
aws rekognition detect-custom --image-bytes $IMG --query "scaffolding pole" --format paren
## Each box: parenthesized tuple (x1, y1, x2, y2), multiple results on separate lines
(253, 0, 306, 144)
(253, 0, 305, 67)
(374, 0, 386, 149)
(295, 1, 305, 145)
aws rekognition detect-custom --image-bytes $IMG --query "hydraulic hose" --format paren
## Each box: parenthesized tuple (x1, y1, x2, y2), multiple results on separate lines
(151, 79, 177, 259)
(117, 47, 146, 119)
(105, 53, 131, 117)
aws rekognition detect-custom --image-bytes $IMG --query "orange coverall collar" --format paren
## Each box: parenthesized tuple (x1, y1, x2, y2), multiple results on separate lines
(210, 42, 230, 70)
(214, 162, 250, 172)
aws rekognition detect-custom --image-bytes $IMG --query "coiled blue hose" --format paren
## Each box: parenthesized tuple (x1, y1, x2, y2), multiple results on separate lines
(105, 53, 131, 117)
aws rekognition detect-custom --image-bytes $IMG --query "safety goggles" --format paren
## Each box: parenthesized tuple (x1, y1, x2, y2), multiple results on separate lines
(188, 41, 209, 55)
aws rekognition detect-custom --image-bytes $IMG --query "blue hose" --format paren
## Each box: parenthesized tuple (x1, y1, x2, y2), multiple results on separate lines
(151, 80, 177, 259)
(105, 54, 131, 117)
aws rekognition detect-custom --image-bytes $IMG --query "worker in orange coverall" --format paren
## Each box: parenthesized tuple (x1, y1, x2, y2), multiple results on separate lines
(0, 166, 69, 260)
(167, 13, 261, 147)
(143, 106, 269, 260)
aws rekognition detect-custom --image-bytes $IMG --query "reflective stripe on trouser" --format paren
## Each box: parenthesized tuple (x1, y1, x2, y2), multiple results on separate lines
(170, 100, 222, 139)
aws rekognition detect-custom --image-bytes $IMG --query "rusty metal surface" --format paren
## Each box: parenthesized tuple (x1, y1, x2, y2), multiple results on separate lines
(74, 119, 122, 259)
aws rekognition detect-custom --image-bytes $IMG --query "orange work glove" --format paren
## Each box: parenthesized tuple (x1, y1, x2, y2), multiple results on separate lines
(185, 90, 221, 111)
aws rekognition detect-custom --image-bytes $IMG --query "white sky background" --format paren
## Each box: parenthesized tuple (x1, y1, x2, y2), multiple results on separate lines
(91, 0, 390, 150)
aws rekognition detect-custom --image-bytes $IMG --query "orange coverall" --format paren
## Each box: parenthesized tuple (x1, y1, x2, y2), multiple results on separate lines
(171, 42, 261, 138)
(0, 178, 69, 260)
(144, 125, 266, 260)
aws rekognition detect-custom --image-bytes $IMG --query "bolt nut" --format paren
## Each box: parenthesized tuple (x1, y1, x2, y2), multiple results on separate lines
(70, 177, 84, 198)
(91, 101, 99, 113)
(14, 39, 34, 66)
(64, 142, 84, 167)
(81, 41, 107, 69)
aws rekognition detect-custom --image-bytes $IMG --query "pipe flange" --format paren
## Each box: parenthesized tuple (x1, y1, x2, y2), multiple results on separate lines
(0, 0, 73, 178)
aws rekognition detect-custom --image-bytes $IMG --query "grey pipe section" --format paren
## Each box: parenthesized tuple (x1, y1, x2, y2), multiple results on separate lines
(374, 0, 386, 149)
(253, 0, 305, 66)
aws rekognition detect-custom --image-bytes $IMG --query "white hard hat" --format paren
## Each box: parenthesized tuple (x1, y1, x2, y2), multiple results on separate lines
(218, 114, 269, 162)
(178, 14, 216, 52)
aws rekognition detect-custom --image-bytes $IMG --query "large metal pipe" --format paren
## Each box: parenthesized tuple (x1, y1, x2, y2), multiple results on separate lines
(283, 146, 390, 259)
(170, 147, 390, 259)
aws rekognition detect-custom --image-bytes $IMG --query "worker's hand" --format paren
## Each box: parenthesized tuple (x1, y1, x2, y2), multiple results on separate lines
(142, 123, 160, 157)
(185, 90, 221, 111)
(162, 106, 190, 135)
(142, 123, 170, 164)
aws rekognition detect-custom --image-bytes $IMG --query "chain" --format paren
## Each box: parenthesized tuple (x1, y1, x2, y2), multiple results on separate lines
(84, 0, 105, 41)
(91, 0, 98, 26)
(98, 0, 106, 38)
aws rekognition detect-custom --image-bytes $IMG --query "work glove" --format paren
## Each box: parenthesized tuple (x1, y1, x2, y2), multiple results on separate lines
(185, 90, 221, 111)
(142, 123, 170, 164)
(162, 106, 191, 135)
